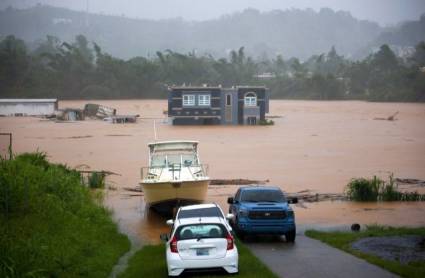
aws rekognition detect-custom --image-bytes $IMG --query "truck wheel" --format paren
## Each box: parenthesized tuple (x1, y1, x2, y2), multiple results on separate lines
(237, 230, 245, 240)
(235, 219, 245, 240)
(285, 229, 296, 243)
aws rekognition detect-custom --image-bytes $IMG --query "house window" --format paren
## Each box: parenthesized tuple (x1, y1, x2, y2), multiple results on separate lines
(198, 95, 210, 106)
(226, 94, 231, 106)
(244, 92, 257, 106)
(183, 95, 195, 106)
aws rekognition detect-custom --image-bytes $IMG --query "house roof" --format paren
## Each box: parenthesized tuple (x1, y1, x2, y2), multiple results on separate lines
(0, 99, 58, 103)
(169, 85, 267, 91)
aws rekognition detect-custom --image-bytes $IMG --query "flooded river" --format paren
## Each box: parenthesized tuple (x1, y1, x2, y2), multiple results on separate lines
(1, 100, 425, 244)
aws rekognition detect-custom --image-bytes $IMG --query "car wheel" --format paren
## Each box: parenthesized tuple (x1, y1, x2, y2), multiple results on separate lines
(285, 229, 296, 243)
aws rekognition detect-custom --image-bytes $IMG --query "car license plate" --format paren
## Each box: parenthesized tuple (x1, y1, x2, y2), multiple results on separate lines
(196, 248, 209, 256)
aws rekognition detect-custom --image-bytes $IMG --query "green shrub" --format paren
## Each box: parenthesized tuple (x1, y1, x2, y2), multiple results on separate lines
(380, 174, 401, 201)
(346, 176, 382, 201)
(345, 174, 425, 202)
(14, 152, 50, 170)
(0, 153, 130, 277)
(88, 172, 105, 189)
(259, 119, 274, 125)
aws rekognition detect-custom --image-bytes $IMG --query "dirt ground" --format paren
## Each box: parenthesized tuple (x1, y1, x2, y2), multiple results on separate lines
(352, 235, 425, 264)
(1, 100, 425, 243)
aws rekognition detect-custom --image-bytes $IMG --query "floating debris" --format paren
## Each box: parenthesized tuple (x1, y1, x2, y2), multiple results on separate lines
(288, 191, 347, 202)
(77, 169, 121, 176)
(123, 186, 143, 192)
(210, 178, 269, 185)
(55, 135, 93, 139)
(374, 111, 399, 121)
(105, 134, 133, 137)
(396, 178, 425, 187)
(104, 115, 139, 124)
(84, 103, 116, 119)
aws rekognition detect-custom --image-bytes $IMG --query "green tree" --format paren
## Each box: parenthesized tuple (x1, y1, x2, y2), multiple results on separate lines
(410, 41, 425, 67)
(0, 35, 29, 95)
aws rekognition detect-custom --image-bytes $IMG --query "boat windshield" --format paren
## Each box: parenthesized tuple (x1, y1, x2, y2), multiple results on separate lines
(151, 153, 198, 167)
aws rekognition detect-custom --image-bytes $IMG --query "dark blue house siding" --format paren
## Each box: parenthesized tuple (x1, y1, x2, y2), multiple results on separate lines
(237, 87, 267, 124)
(168, 88, 222, 125)
(168, 86, 269, 125)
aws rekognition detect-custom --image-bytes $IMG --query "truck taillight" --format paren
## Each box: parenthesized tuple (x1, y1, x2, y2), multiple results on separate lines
(170, 236, 178, 253)
(226, 232, 234, 250)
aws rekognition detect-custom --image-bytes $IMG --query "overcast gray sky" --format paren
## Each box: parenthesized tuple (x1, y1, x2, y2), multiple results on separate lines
(2, 0, 425, 26)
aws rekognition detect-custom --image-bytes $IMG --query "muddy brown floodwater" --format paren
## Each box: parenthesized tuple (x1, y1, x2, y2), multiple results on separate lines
(1, 100, 425, 244)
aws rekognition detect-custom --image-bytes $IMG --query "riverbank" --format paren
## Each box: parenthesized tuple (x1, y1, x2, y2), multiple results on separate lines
(0, 153, 130, 277)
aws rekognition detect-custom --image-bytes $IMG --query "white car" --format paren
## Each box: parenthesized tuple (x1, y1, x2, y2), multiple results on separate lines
(169, 203, 233, 233)
(161, 205, 239, 276)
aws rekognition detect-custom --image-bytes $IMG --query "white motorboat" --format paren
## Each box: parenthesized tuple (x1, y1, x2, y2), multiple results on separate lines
(140, 141, 209, 215)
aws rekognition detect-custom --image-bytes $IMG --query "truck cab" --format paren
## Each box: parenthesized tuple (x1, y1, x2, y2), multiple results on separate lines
(227, 186, 297, 242)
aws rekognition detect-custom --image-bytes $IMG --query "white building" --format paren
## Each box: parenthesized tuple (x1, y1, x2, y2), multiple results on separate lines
(0, 99, 58, 116)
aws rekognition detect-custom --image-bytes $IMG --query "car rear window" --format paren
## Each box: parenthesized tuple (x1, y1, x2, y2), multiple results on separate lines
(178, 207, 223, 219)
(176, 224, 226, 240)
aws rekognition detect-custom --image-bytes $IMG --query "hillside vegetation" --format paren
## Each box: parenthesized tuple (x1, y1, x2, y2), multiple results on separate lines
(1, 34, 424, 101)
(0, 5, 385, 59)
(0, 153, 130, 277)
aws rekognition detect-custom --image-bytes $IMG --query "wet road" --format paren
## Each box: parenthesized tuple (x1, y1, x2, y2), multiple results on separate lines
(245, 234, 399, 278)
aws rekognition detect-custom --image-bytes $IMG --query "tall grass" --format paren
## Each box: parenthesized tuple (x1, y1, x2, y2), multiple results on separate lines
(88, 172, 106, 189)
(345, 176, 382, 201)
(346, 174, 425, 202)
(0, 153, 130, 277)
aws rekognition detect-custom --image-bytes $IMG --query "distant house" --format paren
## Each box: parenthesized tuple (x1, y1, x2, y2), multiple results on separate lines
(0, 99, 58, 116)
(168, 86, 269, 125)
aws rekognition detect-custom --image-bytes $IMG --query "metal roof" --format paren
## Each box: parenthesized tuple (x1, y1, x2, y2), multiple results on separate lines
(0, 99, 58, 103)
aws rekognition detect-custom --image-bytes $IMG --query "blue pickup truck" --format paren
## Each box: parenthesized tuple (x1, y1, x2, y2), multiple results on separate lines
(227, 186, 297, 242)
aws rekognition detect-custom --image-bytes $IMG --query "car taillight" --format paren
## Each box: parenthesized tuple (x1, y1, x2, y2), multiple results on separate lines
(226, 232, 234, 250)
(170, 236, 178, 253)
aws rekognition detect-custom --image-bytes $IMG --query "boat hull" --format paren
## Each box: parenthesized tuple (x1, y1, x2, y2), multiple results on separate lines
(140, 179, 209, 215)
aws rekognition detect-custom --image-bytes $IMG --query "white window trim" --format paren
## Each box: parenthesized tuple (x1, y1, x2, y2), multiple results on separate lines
(198, 94, 211, 106)
(244, 96, 257, 107)
(183, 95, 195, 106)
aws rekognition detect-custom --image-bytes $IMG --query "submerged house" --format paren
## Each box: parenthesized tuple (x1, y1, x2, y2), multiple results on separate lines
(0, 99, 58, 116)
(168, 86, 269, 125)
